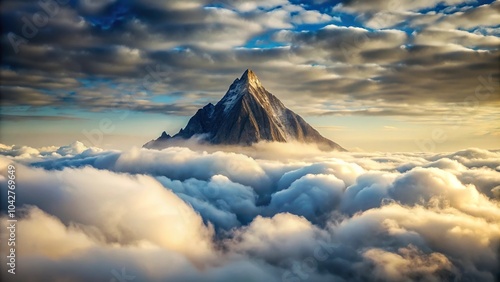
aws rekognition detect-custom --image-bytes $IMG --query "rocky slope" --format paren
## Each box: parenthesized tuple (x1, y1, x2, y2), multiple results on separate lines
(144, 69, 345, 151)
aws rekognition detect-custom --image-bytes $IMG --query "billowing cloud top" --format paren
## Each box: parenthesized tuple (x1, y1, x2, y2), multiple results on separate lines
(0, 141, 499, 281)
(0, 0, 499, 151)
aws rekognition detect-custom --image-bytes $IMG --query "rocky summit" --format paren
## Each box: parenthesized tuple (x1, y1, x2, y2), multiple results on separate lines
(144, 69, 345, 151)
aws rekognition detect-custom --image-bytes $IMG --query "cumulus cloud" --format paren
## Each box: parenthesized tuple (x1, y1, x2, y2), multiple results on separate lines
(228, 213, 325, 262)
(361, 246, 456, 281)
(0, 141, 499, 281)
(268, 174, 345, 222)
(0, 161, 215, 260)
(1, 0, 499, 278)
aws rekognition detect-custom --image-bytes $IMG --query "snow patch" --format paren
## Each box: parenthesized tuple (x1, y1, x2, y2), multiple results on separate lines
(220, 79, 246, 113)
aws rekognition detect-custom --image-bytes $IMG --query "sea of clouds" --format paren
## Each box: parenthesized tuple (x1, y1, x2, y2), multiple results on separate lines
(1, 141, 499, 282)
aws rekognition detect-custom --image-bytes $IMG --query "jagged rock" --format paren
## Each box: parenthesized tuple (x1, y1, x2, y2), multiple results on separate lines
(144, 69, 345, 151)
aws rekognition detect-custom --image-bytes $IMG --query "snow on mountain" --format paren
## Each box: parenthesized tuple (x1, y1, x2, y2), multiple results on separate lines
(144, 69, 345, 151)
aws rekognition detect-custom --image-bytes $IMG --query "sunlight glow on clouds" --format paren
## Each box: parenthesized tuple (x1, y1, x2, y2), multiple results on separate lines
(1, 141, 499, 281)
(1, 1, 499, 281)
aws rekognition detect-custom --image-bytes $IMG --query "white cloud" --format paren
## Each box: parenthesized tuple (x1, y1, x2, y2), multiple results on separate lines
(0, 142, 499, 281)
(291, 9, 334, 25)
(229, 213, 325, 261)
(414, 28, 500, 49)
(334, 0, 499, 30)
(334, 0, 471, 14)
(434, 2, 500, 29)
(269, 174, 345, 221)
(362, 246, 455, 281)
(223, 0, 289, 12)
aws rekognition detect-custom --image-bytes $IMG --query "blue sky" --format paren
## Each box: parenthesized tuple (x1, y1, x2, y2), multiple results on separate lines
(1, 0, 499, 151)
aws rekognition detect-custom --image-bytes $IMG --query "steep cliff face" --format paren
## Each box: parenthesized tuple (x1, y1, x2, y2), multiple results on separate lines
(144, 69, 345, 151)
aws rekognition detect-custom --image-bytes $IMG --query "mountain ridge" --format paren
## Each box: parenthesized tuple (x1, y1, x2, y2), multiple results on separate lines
(144, 69, 346, 151)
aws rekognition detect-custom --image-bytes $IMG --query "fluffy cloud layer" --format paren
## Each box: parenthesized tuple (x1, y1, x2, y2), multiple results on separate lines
(1, 141, 499, 281)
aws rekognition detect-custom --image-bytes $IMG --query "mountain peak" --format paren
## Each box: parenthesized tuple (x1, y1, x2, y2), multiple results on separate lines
(144, 69, 346, 151)
(218, 69, 266, 113)
(239, 69, 262, 88)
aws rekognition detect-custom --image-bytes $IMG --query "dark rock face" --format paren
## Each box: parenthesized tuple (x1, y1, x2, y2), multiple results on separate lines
(144, 69, 346, 151)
